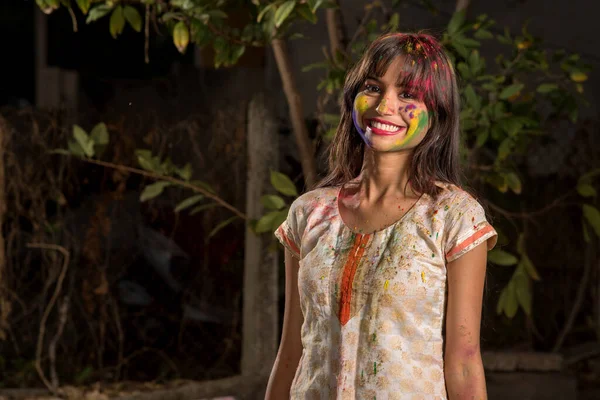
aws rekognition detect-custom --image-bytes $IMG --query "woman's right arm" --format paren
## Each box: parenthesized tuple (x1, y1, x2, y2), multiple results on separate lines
(265, 249, 303, 399)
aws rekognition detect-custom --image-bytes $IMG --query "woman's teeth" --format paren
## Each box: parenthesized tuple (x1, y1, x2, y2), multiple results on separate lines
(370, 120, 400, 132)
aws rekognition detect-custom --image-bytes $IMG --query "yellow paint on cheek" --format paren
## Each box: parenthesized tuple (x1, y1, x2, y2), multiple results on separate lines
(421, 271, 427, 283)
(354, 93, 369, 114)
(384, 280, 389, 290)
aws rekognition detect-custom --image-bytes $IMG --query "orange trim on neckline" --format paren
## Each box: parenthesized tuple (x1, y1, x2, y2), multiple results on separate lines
(339, 233, 370, 325)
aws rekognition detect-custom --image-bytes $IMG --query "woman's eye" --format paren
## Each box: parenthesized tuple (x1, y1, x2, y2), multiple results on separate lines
(399, 92, 414, 99)
(365, 84, 380, 93)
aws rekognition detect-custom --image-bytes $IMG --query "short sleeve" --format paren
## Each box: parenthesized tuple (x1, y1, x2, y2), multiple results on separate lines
(274, 198, 305, 259)
(444, 193, 498, 263)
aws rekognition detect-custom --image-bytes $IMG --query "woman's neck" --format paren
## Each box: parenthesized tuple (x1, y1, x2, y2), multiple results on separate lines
(358, 148, 416, 200)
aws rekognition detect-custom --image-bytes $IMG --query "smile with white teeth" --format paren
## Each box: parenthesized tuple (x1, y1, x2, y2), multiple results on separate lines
(369, 120, 402, 132)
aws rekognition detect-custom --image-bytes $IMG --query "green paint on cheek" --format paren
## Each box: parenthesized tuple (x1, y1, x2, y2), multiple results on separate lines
(393, 109, 428, 148)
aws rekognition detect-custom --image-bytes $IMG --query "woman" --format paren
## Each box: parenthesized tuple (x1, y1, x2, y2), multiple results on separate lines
(266, 32, 497, 399)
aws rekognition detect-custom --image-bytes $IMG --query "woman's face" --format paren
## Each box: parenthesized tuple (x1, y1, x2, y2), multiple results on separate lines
(352, 56, 431, 152)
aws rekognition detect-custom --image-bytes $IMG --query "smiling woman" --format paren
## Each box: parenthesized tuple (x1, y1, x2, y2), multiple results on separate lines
(267, 33, 496, 400)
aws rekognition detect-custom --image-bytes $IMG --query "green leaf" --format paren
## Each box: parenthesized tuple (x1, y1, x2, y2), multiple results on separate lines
(453, 36, 480, 48)
(488, 249, 518, 266)
(516, 233, 526, 254)
(229, 45, 246, 65)
(505, 172, 522, 194)
(175, 194, 204, 212)
(50, 148, 72, 156)
(255, 210, 280, 233)
(140, 181, 172, 202)
(261, 194, 286, 210)
(207, 10, 228, 19)
(109, 6, 125, 38)
(190, 180, 215, 194)
(274, 0, 296, 28)
(86, 4, 112, 23)
(570, 71, 588, 82)
(496, 286, 508, 315)
(499, 83, 524, 99)
(123, 5, 142, 32)
(475, 129, 489, 148)
(583, 219, 591, 243)
(302, 61, 328, 72)
(270, 170, 298, 196)
(90, 123, 109, 145)
(67, 140, 85, 157)
(296, 4, 317, 23)
(499, 117, 523, 137)
(176, 163, 193, 181)
(521, 255, 540, 281)
(136, 150, 160, 173)
(190, 203, 219, 215)
(173, 21, 190, 53)
(74, 365, 94, 384)
(72, 125, 95, 157)
(468, 50, 482, 75)
(497, 138, 514, 161)
(208, 216, 239, 239)
(583, 204, 600, 237)
(579, 168, 600, 184)
(464, 84, 480, 111)
(536, 83, 558, 93)
(306, 0, 324, 12)
(76, 0, 90, 14)
(257, 4, 274, 23)
(577, 183, 597, 198)
(448, 10, 465, 35)
(514, 272, 531, 315)
(474, 29, 493, 39)
(504, 280, 519, 318)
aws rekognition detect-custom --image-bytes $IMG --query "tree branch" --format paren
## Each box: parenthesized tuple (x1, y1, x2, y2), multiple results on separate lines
(28, 243, 70, 394)
(325, 1, 347, 59)
(73, 157, 247, 220)
(553, 243, 597, 352)
(271, 39, 317, 189)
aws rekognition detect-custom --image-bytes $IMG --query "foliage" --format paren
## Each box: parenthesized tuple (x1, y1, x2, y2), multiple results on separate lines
(36, 0, 334, 67)
(38, 1, 597, 321)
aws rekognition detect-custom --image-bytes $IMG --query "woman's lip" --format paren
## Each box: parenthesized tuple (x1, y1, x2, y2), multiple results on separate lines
(364, 118, 406, 136)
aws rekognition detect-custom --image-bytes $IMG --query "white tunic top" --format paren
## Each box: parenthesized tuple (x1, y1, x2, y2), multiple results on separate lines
(275, 182, 497, 399)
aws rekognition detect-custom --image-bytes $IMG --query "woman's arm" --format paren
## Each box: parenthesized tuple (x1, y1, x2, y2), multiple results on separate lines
(265, 249, 304, 399)
(444, 242, 488, 400)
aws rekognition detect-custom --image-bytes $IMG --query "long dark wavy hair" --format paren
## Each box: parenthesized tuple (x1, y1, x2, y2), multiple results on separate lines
(314, 32, 462, 197)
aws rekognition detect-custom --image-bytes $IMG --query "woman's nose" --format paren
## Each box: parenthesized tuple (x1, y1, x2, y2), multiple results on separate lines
(375, 94, 399, 115)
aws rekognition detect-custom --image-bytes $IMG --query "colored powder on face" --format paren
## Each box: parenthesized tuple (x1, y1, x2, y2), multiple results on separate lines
(376, 98, 388, 114)
(391, 108, 429, 149)
(421, 271, 427, 282)
(352, 93, 371, 146)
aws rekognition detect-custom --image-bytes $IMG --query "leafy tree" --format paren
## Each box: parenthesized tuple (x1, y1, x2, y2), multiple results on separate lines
(38, 0, 596, 324)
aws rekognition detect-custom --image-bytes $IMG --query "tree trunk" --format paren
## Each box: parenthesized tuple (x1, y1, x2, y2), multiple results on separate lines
(455, 0, 472, 12)
(0, 115, 8, 341)
(271, 39, 317, 189)
(326, 2, 347, 59)
(241, 93, 280, 394)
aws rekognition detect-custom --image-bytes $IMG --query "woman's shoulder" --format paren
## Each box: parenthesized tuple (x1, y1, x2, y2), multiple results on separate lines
(430, 181, 483, 210)
(289, 186, 340, 213)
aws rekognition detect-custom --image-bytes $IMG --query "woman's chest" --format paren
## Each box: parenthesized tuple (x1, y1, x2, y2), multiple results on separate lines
(297, 223, 447, 323)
